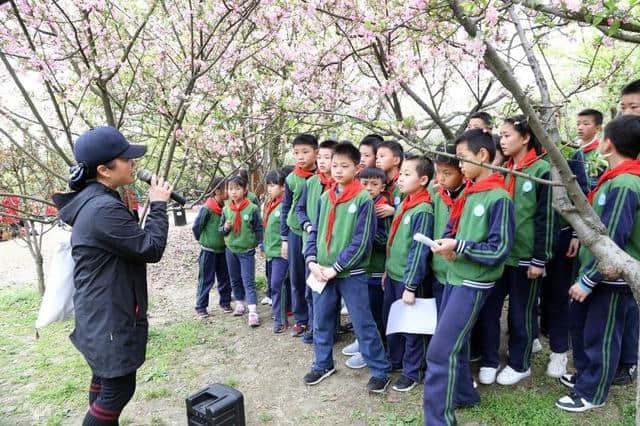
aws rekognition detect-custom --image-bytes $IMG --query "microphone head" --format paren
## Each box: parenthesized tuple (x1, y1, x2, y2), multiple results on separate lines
(136, 169, 152, 183)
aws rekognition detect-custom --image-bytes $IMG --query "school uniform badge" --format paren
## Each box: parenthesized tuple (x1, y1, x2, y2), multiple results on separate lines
(598, 194, 606, 206)
(348, 203, 357, 213)
(473, 204, 485, 217)
(522, 180, 533, 192)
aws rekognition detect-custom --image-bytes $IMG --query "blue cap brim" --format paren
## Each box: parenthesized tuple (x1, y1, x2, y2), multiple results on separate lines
(120, 144, 147, 159)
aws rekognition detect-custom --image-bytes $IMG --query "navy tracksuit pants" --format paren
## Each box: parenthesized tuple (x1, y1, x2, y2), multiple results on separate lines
(195, 249, 231, 312)
(431, 277, 445, 314)
(424, 283, 490, 426)
(570, 286, 637, 404)
(288, 230, 308, 326)
(540, 227, 574, 353)
(368, 275, 385, 339)
(311, 273, 390, 379)
(225, 249, 256, 305)
(382, 277, 426, 382)
(478, 265, 539, 372)
(268, 257, 290, 328)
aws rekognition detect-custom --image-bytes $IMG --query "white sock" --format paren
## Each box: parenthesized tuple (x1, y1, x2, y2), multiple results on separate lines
(248, 304, 257, 313)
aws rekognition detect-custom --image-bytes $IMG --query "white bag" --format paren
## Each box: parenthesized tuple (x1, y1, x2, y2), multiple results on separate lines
(35, 232, 75, 329)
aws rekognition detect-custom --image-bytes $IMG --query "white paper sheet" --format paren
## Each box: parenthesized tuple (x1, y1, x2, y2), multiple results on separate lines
(306, 274, 327, 294)
(386, 298, 438, 335)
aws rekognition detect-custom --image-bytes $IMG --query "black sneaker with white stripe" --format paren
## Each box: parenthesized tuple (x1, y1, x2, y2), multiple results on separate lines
(555, 392, 604, 412)
(559, 373, 576, 389)
(392, 375, 417, 392)
(303, 368, 336, 385)
(367, 376, 390, 393)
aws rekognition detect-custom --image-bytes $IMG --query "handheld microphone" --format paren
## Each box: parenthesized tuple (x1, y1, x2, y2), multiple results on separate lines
(136, 169, 186, 206)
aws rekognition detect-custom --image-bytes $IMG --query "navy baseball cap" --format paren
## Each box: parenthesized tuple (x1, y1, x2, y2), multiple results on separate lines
(73, 126, 146, 167)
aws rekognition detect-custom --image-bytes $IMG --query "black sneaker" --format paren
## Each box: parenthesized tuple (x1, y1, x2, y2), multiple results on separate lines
(196, 310, 209, 319)
(367, 376, 390, 393)
(559, 373, 576, 389)
(303, 368, 335, 385)
(273, 324, 288, 334)
(555, 392, 604, 412)
(301, 332, 313, 345)
(612, 364, 637, 386)
(220, 304, 233, 314)
(392, 375, 417, 392)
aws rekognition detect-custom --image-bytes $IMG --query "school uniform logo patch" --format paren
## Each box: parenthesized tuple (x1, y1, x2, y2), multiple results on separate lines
(348, 203, 357, 213)
(394, 196, 401, 206)
(522, 180, 533, 193)
(275, 211, 280, 217)
(243, 214, 249, 220)
(404, 215, 411, 225)
(473, 204, 485, 217)
(598, 194, 606, 206)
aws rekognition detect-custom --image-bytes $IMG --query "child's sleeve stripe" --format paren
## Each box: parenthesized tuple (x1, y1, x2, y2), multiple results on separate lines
(336, 199, 374, 271)
(461, 198, 514, 265)
(404, 209, 433, 290)
(532, 169, 555, 265)
(583, 187, 637, 284)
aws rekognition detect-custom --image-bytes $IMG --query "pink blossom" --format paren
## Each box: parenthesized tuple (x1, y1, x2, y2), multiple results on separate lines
(564, 0, 581, 12)
(486, 6, 499, 26)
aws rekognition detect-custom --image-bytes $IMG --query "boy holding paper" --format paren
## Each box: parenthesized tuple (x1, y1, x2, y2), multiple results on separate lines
(303, 142, 391, 393)
(383, 154, 435, 392)
(425, 129, 515, 425)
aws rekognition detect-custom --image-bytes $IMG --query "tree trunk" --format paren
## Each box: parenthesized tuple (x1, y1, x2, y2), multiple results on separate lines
(35, 251, 44, 295)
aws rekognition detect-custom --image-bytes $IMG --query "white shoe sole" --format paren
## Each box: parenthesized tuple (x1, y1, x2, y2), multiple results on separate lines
(392, 382, 417, 392)
(555, 401, 604, 412)
(546, 368, 567, 379)
(305, 368, 336, 385)
(345, 359, 367, 369)
(497, 370, 530, 385)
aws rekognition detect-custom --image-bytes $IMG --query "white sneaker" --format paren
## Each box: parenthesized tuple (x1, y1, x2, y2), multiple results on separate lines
(345, 352, 367, 369)
(340, 305, 349, 316)
(556, 393, 604, 412)
(546, 352, 568, 378)
(260, 296, 272, 305)
(342, 340, 359, 356)
(497, 366, 531, 385)
(532, 338, 542, 354)
(478, 367, 497, 385)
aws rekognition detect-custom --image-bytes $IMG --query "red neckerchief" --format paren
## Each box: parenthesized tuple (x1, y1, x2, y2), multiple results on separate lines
(325, 180, 364, 251)
(293, 166, 314, 178)
(205, 197, 222, 215)
(582, 139, 600, 154)
(384, 170, 400, 201)
(262, 195, 284, 229)
(505, 148, 540, 198)
(387, 188, 431, 250)
(374, 194, 390, 206)
(229, 198, 250, 234)
(587, 160, 640, 204)
(317, 172, 333, 192)
(448, 173, 505, 237)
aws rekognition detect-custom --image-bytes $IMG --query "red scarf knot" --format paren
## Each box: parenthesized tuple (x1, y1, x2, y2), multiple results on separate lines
(325, 180, 364, 251)
(387, 188, 432, 250)
(230, 198, 250, 234)
(448, 173, 505, 237)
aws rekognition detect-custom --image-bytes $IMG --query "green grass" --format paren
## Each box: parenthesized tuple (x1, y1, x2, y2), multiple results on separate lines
(0, 286, 219, 424)
(255, 274, 267, 292)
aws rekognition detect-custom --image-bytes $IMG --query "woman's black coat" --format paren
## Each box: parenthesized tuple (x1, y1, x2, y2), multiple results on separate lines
(55, 182, 168, 378)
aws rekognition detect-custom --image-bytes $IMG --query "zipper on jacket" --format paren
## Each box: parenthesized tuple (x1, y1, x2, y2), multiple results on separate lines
(110, 333, 113, 341)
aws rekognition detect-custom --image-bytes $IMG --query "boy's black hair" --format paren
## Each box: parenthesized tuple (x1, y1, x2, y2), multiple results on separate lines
(504, 115, 544, 156)
(332, 142, 360, 165)
(404, 154, 435, 184)
(455, 128, 496, 162)
(280, 165, 294, 176)
(265, 169, 285, 186)
(578, 108, 604, 126)
(227, 174, 248, 189)
(358, 167, 388, 185)
(492, 134, 504, 157)
(319, 139, 338, 150)
(377, 139, 404, 165)
(434, 141, 460, 168)
(360, 134, 384, 154)
(235, 168, 249, 180)
(621, 79, 640, 96)
(211, 176, 226, 193)
(604, 115, 640, 159)
(292, 133, 318, 149)
(469, 111, 493, 128)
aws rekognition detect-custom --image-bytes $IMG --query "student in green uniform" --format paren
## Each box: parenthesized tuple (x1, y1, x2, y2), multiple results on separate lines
(477, 115, 555, 386)
(220, 175, 263, 327)
(192, 177, 231, 318)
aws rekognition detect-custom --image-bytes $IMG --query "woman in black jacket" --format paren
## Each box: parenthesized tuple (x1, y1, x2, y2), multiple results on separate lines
(55, 127, 172, 425)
